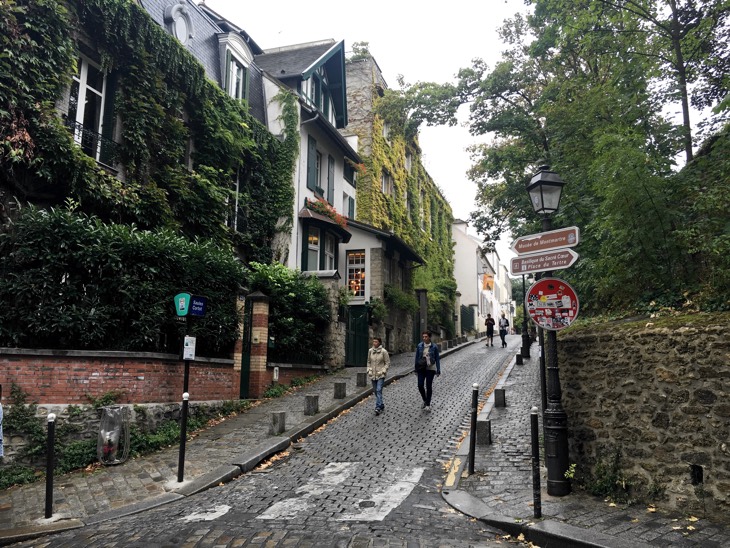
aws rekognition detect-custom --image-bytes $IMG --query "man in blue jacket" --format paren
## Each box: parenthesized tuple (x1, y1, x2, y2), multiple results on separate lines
(414, 331, 441, 411)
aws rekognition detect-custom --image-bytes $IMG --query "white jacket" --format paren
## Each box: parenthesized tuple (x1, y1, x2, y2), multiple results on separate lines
(367, 346, 390, 380)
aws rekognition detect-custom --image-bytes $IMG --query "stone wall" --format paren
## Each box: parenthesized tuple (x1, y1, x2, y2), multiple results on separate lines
(558, 314, 729, 523)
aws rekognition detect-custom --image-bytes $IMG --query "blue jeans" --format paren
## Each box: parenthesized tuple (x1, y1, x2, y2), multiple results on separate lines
(372, 378, 384, 410)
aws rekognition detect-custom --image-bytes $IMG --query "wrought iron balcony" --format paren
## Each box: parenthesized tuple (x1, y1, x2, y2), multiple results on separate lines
(63, 118, 118, 170)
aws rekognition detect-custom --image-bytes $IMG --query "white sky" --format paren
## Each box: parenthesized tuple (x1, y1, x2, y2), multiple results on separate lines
(202, 0, 529, 259)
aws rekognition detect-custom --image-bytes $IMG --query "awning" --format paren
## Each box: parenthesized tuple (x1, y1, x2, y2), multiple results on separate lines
(298, 207, 352, 243)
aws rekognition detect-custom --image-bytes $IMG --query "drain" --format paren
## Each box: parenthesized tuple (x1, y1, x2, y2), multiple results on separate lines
(358, 500, 376, 508)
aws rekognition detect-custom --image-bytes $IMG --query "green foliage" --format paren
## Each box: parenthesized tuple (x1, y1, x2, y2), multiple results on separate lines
(585, 448, 631, 503)
(55, 439, 97, 475)
(86, 390, 125, 410)
(0, 206, 245, 355)
(368, 298, 388, 324)
(384, 285, 419, 313)
(3, 384, 45, 461)
(262, 375, 321, 398)
(244, 262, 330, 363)
(0, 0, 296, 262)
(0, 464, 39, 490)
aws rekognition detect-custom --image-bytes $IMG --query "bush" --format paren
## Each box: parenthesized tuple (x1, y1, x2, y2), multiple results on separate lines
(0, 206, 245, 356)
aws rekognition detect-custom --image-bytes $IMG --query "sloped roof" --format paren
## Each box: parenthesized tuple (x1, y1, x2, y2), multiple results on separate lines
(256, 40, 348, 128)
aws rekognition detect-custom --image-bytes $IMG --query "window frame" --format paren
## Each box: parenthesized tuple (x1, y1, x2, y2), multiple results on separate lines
(347, 250, 366, 298)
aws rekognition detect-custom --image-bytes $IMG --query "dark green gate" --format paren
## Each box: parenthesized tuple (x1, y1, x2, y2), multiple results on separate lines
(345, 305, 369, 367)
(239, 297, 252, 399)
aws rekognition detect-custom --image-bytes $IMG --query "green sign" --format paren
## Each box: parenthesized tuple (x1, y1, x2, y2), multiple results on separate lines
(174, 293, 191, 317)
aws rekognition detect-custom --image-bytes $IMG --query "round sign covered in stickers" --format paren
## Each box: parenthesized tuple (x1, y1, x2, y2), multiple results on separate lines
(526, 277, 579, 331)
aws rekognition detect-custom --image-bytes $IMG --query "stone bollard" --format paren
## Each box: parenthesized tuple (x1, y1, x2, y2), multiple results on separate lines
(270, 411, 286, 435)
(334, 382, 346, 399)
(476, 418, 492, 446)
(356, 372, 368, 387)
(516, 354, 524, 365)
(494, 388, 506, 408)
(304, 395, 319, 416)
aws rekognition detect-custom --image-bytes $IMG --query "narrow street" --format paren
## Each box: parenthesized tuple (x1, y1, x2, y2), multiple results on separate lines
(15, 339, 530, 547)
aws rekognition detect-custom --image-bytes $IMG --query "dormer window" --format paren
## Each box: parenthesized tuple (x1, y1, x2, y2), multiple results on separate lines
(164, 0, 194, 46)
(225, 50, 249, 101)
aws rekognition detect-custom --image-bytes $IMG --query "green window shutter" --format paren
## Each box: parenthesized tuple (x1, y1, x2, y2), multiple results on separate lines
(98, 71, 117, 166)
(327, 155, 335, 204)
(243, 65, 249, 101)
(307, 136, 317, 190)
(348, 196, 355, 218)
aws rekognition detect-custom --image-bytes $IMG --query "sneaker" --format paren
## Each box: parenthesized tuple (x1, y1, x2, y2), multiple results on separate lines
(425, 406, 431, 412)
(375, 408, 381, 415)
(421, 402, 427, 409)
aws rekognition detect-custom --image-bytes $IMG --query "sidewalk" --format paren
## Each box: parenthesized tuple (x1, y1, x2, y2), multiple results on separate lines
(442, 342, 730, 548)
(0, 338, 474, 545)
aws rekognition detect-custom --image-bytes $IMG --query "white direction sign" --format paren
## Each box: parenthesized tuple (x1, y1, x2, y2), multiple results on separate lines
(510, 248, 579, 275)
(511, 226, 580, 255)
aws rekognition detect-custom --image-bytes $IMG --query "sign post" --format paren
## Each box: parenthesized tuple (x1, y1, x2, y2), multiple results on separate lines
(511, 249, 579, 276)
(526, 278, 580, 331)
(511, 226, 580, 255)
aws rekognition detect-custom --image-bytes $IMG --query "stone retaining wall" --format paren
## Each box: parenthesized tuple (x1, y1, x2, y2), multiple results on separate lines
(558, 315, 729, 523)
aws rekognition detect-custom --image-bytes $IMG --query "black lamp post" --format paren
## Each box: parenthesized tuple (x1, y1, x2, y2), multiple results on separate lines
(526, 165, 571, 496)
(520, 274, 530, 359)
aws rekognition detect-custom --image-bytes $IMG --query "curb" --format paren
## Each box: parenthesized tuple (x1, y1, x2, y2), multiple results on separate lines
(0, 339, 479, 545)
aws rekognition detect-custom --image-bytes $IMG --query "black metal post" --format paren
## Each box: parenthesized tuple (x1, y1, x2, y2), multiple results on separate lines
(530, 406, 542, 518)
(521, 274, 531, 359)
(183, 316, 190, 394)
(45, 413, 56, 518)
(540, 216, 571, 496)
(177, 392, 189, 482)
(539, 327, 547, 413)
(468, 383, 479, 475)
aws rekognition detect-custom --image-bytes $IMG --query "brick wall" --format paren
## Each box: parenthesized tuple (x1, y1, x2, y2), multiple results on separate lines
(0, 349, 239, 404)
(558, 316, 730, 524)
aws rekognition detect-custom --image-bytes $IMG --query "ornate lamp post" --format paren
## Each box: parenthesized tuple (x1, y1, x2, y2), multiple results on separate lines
(526, 165, 571, 496)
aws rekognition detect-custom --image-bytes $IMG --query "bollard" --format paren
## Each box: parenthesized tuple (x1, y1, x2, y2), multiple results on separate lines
(494, 388, 506, 408)
(45, 413, 56, 519)
(516, 354, 524, 365)
(476, 418, 492, 446)
(531, 406, 542, 518)
(177, 392, 189, 482)
(356, 372, 368, 387)
(304, 395, 319, 416)
(334, 382, 346, 399)
(270, 411, 286, 434)
(468, 383, 479, 475)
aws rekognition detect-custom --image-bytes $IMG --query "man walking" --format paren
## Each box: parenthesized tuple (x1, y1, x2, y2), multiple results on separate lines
(414, 331, 441, 411)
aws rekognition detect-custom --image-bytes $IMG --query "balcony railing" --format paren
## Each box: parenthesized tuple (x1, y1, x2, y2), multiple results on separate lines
(63, 118, 118, 170)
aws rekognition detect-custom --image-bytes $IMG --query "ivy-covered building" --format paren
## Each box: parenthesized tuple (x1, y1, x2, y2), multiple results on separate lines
(341, 52, 457, 343)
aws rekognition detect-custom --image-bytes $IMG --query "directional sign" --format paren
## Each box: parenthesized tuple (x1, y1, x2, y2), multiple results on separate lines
(511, 226, 580, 255)
(190, 296, 207, 317)
(526, 278, 579, 331)
(510, 249, 579, 275)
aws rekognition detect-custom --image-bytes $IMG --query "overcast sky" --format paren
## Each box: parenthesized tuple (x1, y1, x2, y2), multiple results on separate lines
(202, 0, 530, 257)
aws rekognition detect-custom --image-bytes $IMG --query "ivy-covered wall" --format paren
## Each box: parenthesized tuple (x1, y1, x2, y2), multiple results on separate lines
(344, 56, 456, 336)
(0, 0, 298, 263)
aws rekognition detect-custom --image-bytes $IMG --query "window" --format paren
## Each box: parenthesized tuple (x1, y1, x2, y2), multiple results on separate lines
(381, 170, 393, 196)
(382, 121, 390, 142)
(420, 190, 426, 230)
(67, 55, 111, 163)
(307, 227, 320, 271)
(344, 162, 355, 185)
(343, 193, 355, 218)
(347, 251, 366, 298)
(405, 152, 412, 172)
(405, 190, 411, 219)
(315, 151, 323, 195)
(307, 136, 318, 191)
(324, 234, 336, 270)
(224, 50, 249, 101)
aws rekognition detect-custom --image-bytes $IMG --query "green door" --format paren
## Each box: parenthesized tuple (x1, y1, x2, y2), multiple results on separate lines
(239, 297, 252, 399)
(345, 305, 369, 367)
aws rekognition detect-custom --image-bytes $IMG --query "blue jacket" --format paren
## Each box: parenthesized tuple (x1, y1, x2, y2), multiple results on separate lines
(415, 342, 440, 374)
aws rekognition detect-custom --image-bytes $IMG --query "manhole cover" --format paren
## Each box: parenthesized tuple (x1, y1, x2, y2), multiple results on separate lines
(358, 500, 376, 508)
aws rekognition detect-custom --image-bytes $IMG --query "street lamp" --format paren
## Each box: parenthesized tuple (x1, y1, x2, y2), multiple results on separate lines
(526, 165, 571, 497)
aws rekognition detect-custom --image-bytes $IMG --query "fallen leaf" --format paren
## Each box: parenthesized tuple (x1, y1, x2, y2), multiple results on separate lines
(631, 519, 640, 523)
(688, 516, 699, 522)
(608, 502, 617, 507)
(672, 526, 682, 530)
(687, 525, 696, 531)
(517, 533, 525, 541)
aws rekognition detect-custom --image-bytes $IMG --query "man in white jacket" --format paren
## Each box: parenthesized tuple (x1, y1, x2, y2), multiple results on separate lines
(367, 337, 390, 415)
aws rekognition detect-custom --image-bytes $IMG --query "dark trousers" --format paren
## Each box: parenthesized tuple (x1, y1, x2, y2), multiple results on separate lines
(499, 329, 507, 347)
(417, 370, 436, 405)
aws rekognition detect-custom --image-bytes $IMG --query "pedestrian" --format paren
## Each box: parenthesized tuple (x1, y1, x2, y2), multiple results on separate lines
(498, 313, 510, 348)
(367, 337, 390, 415)
(414, 331, 441, 411)
(485, 314, 495, 347)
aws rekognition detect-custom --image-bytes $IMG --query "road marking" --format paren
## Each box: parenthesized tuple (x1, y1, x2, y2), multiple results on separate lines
(180, 505, 231, 522)
(257, 463, 424, 522)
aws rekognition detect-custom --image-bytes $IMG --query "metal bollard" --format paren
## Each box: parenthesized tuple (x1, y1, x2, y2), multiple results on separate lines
(45, 413, 56, 519)
(516, 354, 524, 365)
(468, 383, 479, 475)
(531, 406, 542, 518)
(177, 392, 189, 483)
